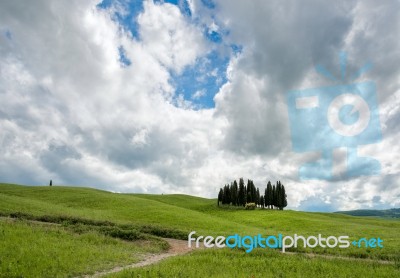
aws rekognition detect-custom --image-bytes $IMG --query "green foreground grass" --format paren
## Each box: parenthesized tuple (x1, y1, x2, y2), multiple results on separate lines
(0, 218, 165, 278)
(108, 249, 400, 278)
(1, 183, 400, 277)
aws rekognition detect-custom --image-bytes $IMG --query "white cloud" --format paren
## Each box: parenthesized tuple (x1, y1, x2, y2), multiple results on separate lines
(138, 0, 207, 73)
(131, 128, 149, 147)
(0, 0, 399, 212)
(191, 89, 206, 100)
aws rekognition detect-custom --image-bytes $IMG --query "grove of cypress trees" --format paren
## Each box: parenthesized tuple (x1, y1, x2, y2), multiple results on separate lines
(218, 179, 288, 209)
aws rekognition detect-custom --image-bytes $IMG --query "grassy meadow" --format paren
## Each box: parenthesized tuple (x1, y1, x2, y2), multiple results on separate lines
(0, 183, 399, 277)
(0, 218, 166, 277)
(108, 248, 400, 278)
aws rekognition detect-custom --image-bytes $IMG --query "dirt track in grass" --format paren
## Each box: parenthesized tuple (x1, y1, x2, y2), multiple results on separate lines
(83, 238, 198, 278)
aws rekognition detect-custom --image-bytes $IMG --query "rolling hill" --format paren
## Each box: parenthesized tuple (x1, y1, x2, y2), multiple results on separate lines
(1, 183, 399, 277)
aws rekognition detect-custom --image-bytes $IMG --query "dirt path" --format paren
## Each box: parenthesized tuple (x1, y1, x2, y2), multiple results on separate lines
(83, 238, 198, 278)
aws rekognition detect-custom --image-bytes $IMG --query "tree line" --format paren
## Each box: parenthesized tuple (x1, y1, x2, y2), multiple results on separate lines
(218, 178, 287, 210)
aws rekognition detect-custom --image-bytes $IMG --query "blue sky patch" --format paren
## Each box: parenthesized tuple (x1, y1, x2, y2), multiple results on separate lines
(178, 0, 192, 17)
(201, 0, 216, 9)
(97, 0, 144, 39)
(118, 46, 131, 67)
(205, 30, 222, 44)
(97, 0, 240, 109)
(155, 0, 179, 5)
(154, 0, 192, 17)
(170, 50, 229, 109)
(170, 43, 242, 109)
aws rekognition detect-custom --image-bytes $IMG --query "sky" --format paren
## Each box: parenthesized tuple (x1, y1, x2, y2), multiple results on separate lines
(0, 0, 399, 212)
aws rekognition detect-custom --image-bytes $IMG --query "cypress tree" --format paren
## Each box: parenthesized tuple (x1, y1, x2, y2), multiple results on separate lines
(222, 185, 226, 204)
(281, 183, 287, 210)
(256, 188, 260, 206)
(260, 195, 264, 208)
(246, 179, 251, 203)
(218, 188, 223, 206)
(238, 178, 246, 206)
(272, 184, 276, 209)
(251, 181, 257, 203)
(276, 181, 282, 209)
(265, 181, 272, 209)
(244, 185, 247, 204)
(226, 185, 231, 205)
(223, 184, 231, 205)
(276, 181, 284, 210)
(264, 187, 268, 208)
(232, 180, 238, 206)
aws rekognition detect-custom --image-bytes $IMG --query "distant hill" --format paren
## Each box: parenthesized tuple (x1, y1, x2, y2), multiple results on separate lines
(335, 208, 400, 218)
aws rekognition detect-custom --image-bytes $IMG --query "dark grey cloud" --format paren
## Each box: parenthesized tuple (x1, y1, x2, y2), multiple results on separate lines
(215, 0, 357, 156)
(40, 141, 82, 172)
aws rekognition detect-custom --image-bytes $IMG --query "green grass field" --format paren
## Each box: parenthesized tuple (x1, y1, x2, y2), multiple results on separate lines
(1, 183, 399, 277)
(0, 219, 165, 277)
(108, 249, 400, 278)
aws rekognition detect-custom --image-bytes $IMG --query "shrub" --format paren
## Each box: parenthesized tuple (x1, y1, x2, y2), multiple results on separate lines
(138, 225, 187, 240)
(245, 203, 256, 210)
(99, 226, 144, 241)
